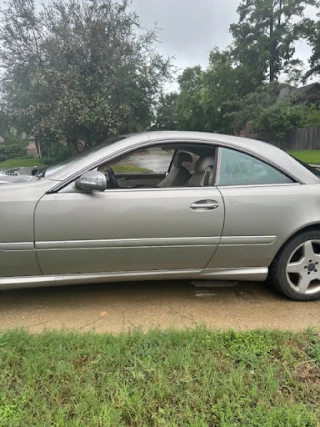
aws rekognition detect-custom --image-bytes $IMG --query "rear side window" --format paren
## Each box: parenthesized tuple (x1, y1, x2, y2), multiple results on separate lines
(216, 148, 294, 186)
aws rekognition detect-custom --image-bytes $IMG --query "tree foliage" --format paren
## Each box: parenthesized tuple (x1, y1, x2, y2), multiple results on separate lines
(202, 48, 258, 134)
(252, 101, 308, 135)
(0, 0, 172, 152)
(230, 0, 317, 83)
(153, 93, 179, 130)
(225, 81, 285, 133)
(154, 0, 320, 137)
(306, 14, 320, 78)
(0, 131, 29, 162)
(174, 66, 207, 131)
(304, 103, 320, 126)
(248, 101, 320, 135)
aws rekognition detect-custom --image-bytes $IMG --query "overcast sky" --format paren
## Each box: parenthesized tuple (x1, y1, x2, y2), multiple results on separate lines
(131, 0, 238, 72)
(130, 0, 316, 87)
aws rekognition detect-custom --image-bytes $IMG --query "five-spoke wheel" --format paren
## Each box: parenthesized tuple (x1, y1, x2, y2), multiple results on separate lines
(270, 231, 320, 301)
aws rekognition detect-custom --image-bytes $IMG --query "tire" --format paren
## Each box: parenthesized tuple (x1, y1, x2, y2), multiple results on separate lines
(269, 230, 320, 301)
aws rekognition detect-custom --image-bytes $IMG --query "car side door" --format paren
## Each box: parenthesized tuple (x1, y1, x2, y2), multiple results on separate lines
(34, 145, 225, 276)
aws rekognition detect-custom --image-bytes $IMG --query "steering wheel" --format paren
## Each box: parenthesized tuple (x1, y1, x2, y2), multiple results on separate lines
(107, 168, 120, 188)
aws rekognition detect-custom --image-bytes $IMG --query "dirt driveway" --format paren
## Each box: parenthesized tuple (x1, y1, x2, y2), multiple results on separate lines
(0, 281, 319, 333)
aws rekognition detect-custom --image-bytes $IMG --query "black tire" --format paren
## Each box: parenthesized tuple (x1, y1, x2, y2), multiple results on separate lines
(269, 230, 320, 301)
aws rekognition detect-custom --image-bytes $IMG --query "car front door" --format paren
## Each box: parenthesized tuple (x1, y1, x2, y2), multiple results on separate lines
(34, 155, 225, 276)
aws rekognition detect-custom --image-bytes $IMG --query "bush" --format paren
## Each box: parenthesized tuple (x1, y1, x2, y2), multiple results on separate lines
(304, 104, 320, 128)
(0, 132, 29, 161)
(252, 101, 308, 136)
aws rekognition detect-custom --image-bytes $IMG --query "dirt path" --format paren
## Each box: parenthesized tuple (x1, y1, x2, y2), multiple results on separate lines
(0, 281, 319, 333)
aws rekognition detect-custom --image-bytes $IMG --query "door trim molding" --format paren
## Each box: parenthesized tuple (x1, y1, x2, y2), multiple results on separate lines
(35, 236, 276, 250)
(0, 242, 34, 251)
(220, 236, 277, 246)
(35, 237, 221, 250)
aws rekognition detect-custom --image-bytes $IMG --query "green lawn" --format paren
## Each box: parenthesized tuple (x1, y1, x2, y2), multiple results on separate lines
(0, 329, 319, 426)
(112, 164, 152, 173)
(289, 150, 320, 165)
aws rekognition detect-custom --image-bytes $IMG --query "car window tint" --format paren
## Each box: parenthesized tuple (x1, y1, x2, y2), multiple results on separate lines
(216, 148, 294, 186)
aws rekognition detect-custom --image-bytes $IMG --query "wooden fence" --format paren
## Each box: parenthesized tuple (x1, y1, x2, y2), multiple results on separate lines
(247, 126, 320, 151)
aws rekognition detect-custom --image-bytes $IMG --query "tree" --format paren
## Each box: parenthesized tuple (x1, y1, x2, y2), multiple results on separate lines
(175, 66, 207, 131)
(0, 0, 172, 153)
(306, 17, 320, 78)
(230, 0, 317, 83)
(225, 81, 285, 133)
(203, 48, 259, 134)
(153, 92, 179, 130)
(168, 49, 266, 135)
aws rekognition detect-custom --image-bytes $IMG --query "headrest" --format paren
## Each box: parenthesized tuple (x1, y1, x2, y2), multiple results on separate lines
(195, 156, 215, 174)
(173, 152, 193, 168)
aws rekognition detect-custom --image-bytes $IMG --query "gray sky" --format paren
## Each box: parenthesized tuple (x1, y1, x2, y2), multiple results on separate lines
(130, 0, 316, 86)
(131, 0, 239, 72)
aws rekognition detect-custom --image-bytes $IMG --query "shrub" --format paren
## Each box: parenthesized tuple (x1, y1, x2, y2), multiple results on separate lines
(304, 104, 320, 128)
(252, 101, 308, 136)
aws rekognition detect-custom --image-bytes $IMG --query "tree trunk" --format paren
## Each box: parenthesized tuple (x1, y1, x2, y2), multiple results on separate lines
(269, 11, 276, 81)
(35, 136, 42, 158)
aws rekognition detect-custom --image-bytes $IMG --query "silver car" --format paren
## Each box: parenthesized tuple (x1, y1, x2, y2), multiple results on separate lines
(1, 131, 320, 301)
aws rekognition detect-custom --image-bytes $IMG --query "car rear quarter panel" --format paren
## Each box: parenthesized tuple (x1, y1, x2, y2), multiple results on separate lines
(207, 183, 320, 269)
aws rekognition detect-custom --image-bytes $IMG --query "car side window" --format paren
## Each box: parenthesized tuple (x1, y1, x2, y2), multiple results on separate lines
(216, 148, 294, 186)
(98, 143, 217, 190)
(105, 147, 173, 174)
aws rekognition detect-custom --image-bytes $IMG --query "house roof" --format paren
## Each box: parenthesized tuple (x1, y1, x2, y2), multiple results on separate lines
(295, 82, 320, 95)
(277, 82, 320, 102)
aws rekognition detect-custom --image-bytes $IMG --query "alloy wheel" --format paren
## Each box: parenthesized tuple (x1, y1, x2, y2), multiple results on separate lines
(286, 240, 320, 295)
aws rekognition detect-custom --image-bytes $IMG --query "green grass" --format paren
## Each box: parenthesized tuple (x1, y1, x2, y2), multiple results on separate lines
(0, 328, 319, 426)
(0, 157, 47, 168)
(289, 150, 320, 165)
(112, 164, 152, 173)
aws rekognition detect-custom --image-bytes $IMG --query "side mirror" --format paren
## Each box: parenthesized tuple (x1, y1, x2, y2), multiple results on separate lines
(76, 171, 107, 192)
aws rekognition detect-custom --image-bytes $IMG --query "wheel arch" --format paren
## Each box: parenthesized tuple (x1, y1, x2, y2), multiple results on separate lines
(271, 223, 320, 266)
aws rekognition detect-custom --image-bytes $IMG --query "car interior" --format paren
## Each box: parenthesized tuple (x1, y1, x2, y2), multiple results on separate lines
(98, 144, 218, 190)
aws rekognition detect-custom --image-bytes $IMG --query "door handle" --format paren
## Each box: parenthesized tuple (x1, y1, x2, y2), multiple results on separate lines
(190, 200, 219, 210)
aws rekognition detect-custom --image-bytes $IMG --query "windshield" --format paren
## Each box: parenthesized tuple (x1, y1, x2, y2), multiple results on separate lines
(290, 155, 320, 178)
(40, 136, 127, 178)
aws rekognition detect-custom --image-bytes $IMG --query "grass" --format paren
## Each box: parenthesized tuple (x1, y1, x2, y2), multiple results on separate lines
(0, 328, 319, 426)
(289, 150, 320, 165)
(0, 157, 47, 168)
(112, 164, 152, 173)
